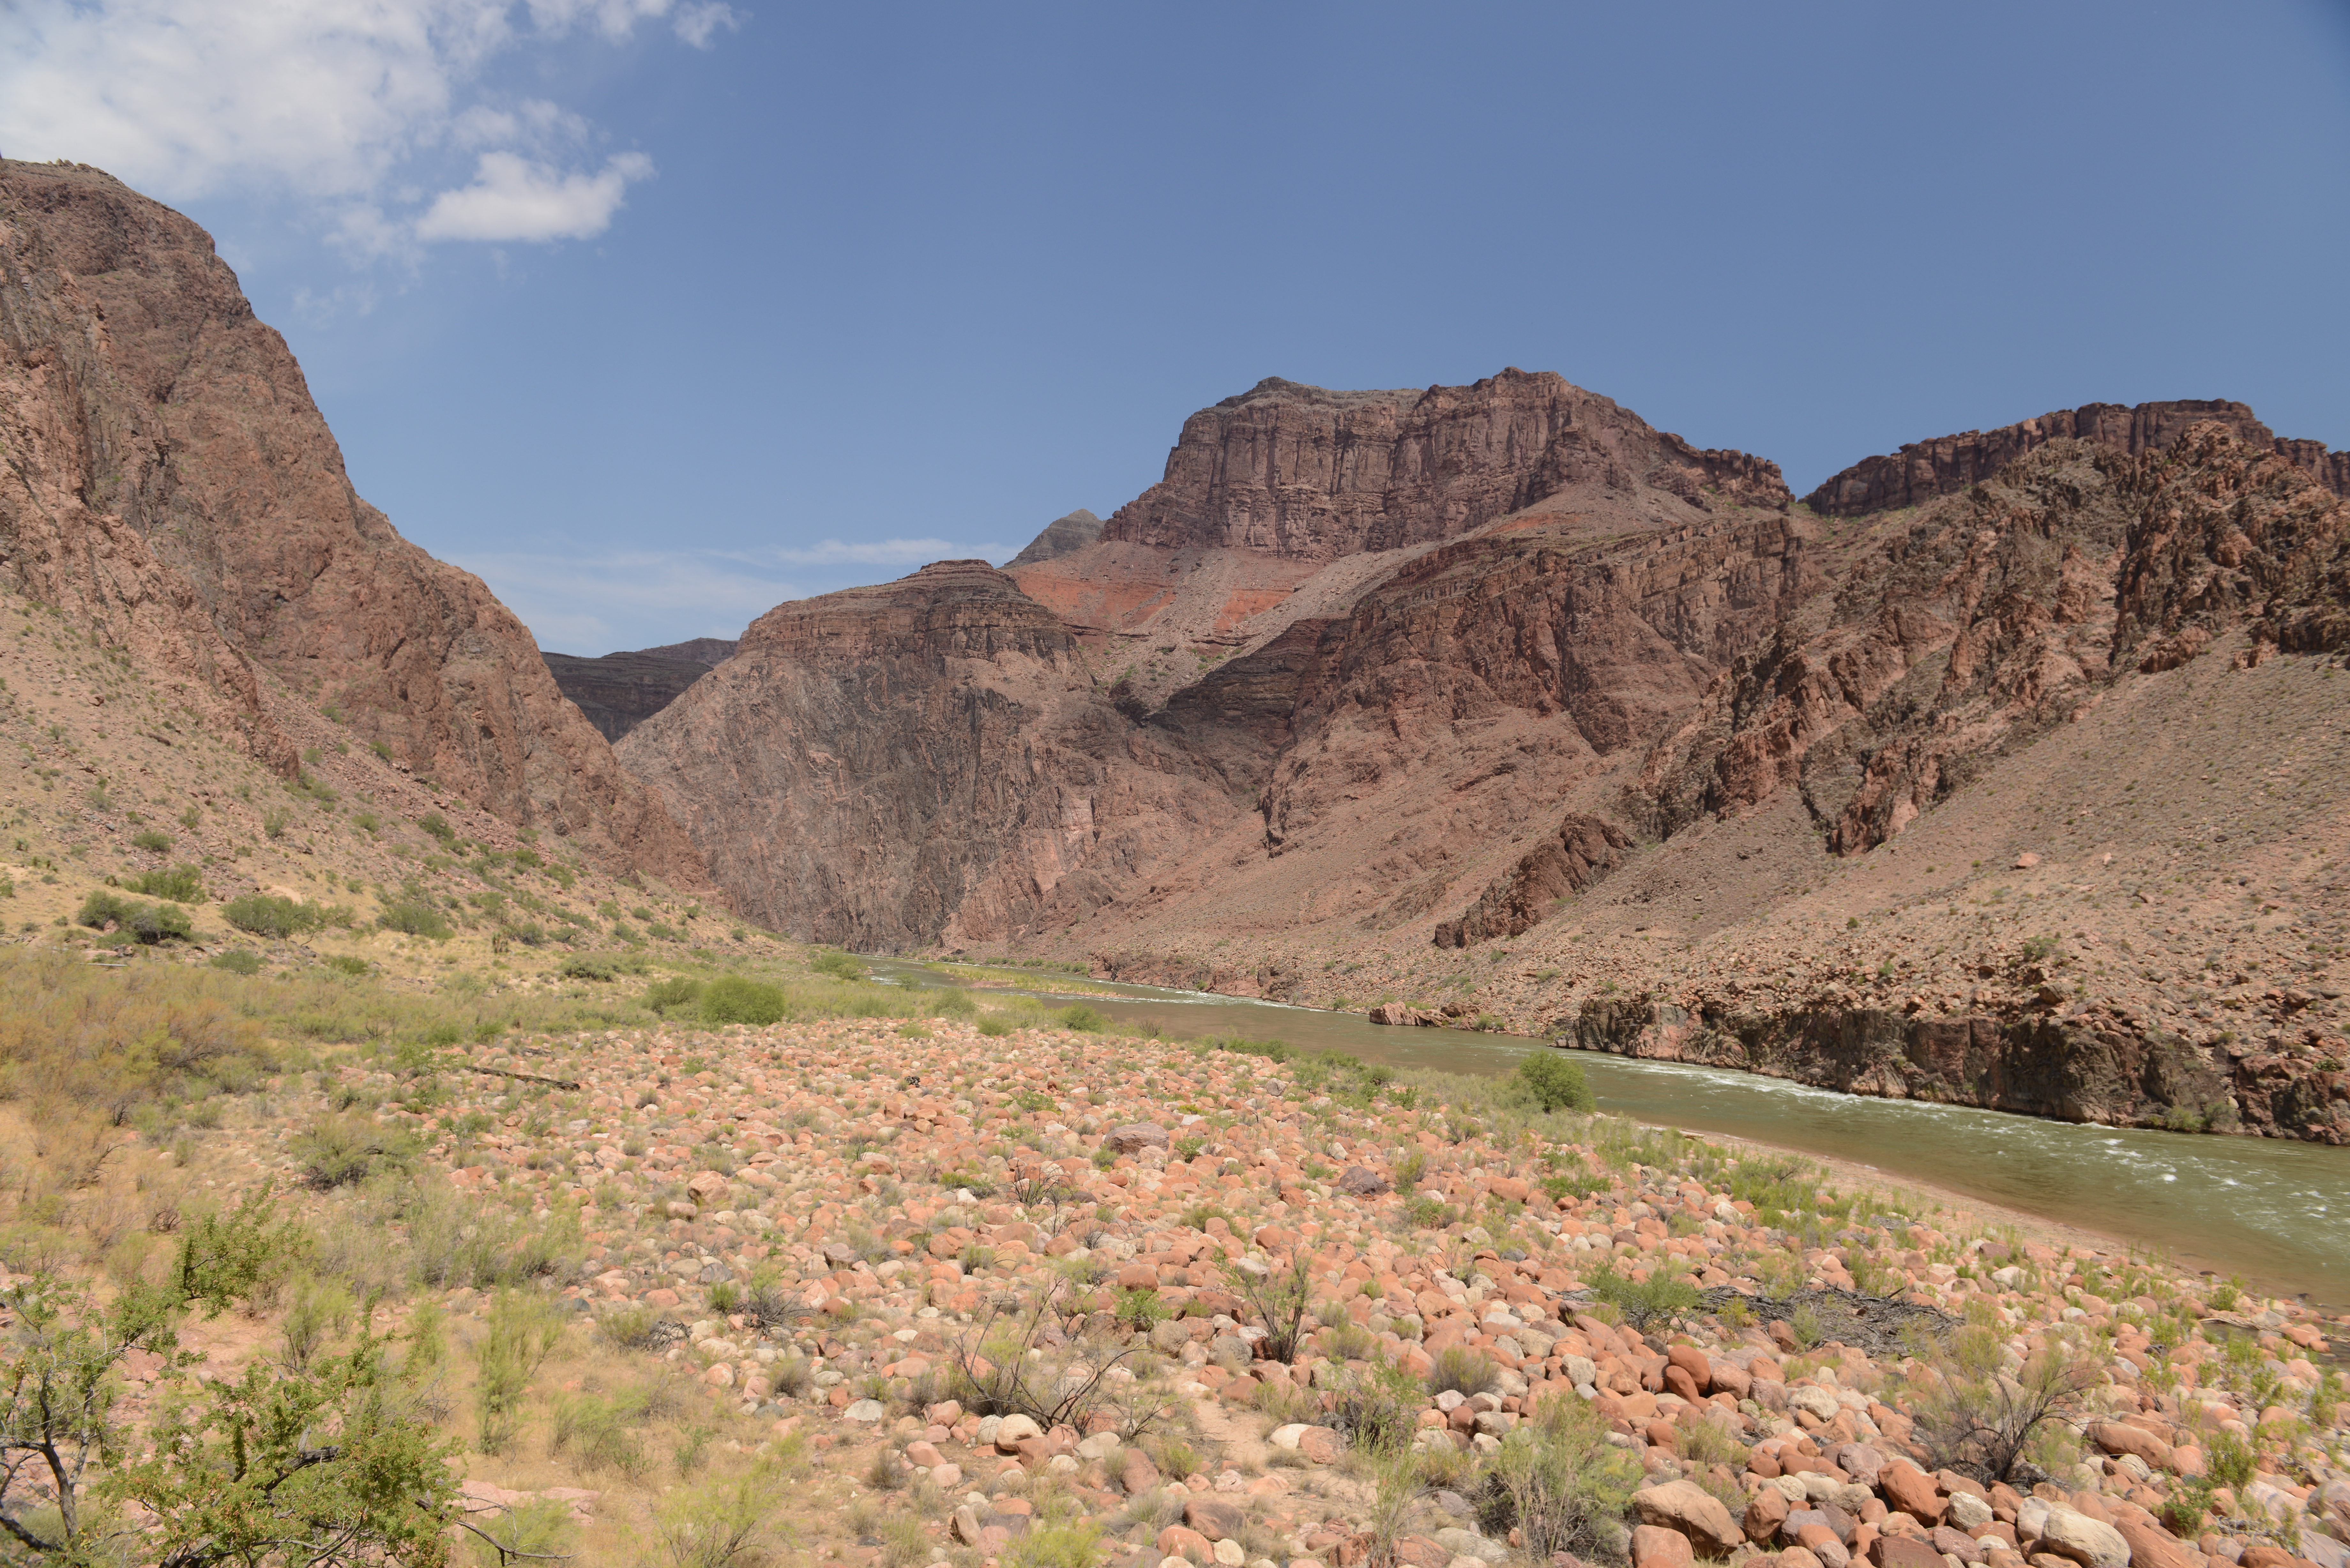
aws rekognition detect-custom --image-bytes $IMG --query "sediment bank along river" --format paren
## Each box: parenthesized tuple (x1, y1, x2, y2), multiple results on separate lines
(870, 960, 2350, 1310)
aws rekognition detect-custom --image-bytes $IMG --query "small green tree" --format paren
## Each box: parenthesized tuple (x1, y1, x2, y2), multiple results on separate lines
(1513, 1052, 1594, 1113)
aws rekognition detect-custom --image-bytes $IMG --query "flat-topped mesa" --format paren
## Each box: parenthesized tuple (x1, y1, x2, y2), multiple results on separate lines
(737, 558, 1073, 665)
(1103, 368, 1790, 563)
(1804, 398, 2350, 516)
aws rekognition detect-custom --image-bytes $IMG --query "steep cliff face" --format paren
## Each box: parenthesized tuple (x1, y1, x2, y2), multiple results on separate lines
(0, 159, 705, 885)
(616, 561, 1243, 950)
(1802, 399, 2350, 516)
(1637, 425, 2350, 855)
(1103, 369, 1790, 562)
(544, 644, 732, 741)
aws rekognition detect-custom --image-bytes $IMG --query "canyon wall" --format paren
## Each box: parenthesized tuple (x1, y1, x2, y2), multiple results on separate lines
(1803, 399, 2350, 516)
(0, 159, 705, 885)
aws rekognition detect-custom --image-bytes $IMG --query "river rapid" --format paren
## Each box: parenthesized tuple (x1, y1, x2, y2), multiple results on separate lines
(870, 961, 2350, 1309)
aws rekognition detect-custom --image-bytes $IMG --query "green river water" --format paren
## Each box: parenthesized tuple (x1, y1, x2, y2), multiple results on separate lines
(869, 961, 2350, 1310)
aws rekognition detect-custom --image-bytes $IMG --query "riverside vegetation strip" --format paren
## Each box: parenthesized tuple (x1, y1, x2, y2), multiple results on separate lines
(3, 947, 2346, 1568)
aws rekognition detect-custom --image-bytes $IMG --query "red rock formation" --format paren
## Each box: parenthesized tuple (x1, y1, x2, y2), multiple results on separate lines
(617, 561, 1245, 949)
(1433, 814, 1629, 948)
(0, 159, 705, 886)
(1104, 369, 1789, 562)
(1803, 399, 2350, 516)
(1638, 425, 2350, 854)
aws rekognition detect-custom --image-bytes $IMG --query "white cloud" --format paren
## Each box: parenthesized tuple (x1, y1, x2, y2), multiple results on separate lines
(0, 0, 732, 255)
(415, 151, 652, 242)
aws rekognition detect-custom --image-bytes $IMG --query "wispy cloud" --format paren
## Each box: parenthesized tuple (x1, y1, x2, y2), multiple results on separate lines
(0, 0, 733, 256)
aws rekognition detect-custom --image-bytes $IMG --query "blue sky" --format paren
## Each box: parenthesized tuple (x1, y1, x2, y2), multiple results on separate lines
(7, 2, 2347, 654)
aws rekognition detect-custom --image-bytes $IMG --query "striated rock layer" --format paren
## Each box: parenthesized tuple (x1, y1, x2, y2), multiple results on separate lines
(0, 159, 705, 886)
(544, 641, 735, 742)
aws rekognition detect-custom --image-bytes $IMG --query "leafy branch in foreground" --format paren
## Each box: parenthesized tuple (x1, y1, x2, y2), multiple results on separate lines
(1, 1186, 466, 1567)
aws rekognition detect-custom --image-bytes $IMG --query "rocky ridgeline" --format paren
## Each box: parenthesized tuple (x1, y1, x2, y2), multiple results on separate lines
(305, 1020, 2347, 1568)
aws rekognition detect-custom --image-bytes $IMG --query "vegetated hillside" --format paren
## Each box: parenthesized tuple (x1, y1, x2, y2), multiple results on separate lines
(625, 375, 2350, 1140)
(544, 640, 738, 742)
(0, 158, 705, 886)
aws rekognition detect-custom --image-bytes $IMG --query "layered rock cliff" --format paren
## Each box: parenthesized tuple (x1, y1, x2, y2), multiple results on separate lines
(544, 641, 734, 741)
(0, 159, 705, 885)
(1803, 399, 2350, 516)
(1005, 509, 1103, 568)
(1103, 369, 1790, 562)
(616, 561, 1243, 949)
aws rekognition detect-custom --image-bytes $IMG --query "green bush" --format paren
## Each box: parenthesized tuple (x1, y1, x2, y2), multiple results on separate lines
(417, 812, 456, 846)
(1585, 1264, 1700, 1332)
(223, 893, 324, 938)
(130, 863, 206, 902)
(322, 954, 370, 978)
(1056, 1004, 1106, 1032)
(976, 1014, 1012, 1037)
(1427, 1345, 1497, 1397)
(643, 976, 704, 1015)
(1514, 1052, 1594, 1113)
(559, 954, 617, 981)
(131, 829, 173, 853)
(76, 890, 192, 943)
(210, 949, 263, 976)
(1476, 1394, 1641, 1560)
(377, 899, 453, 941)
(292, 1112, 416, 1189)
(700, 975, 786, 1026)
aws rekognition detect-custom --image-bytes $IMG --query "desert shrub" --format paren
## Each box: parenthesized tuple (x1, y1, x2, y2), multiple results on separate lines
(1004, 1521, 1101, 1568)
(467, 1496, 575, 1568)
(559, 953, 617, 981)
(700, 975, 786, 1026)
(76, 889, 191, 943)
(475, 1288, 569, 1453)
(222, 893, 334, 938)
(209, 949, 263, 976)
(1513, 1052, 1594, 1113)
(1114, 1286, 1170, 1331)
(1223, 1251, 1314, 1363)
(1586, 1264, 1700, 1332)
(650, 1465, 787, 1568)
(1476, 1393, 1642, 1560)
(292, 1112, 416, 1189)
(977, 1014, 1012, 1037)
(1325, 1357, 1426, 1458)
(377, 898, 453, 940)
(417, 812, 456, 846)
(809, 949, 866, 981)
(129, 863, 205, 902)
(1903, 1325, 2096, 1483)
(322, 954, 369, 977)
(131, 828, 173, 853)
(1427, 1344, 1497, 1398)
(176, 1187, 310, 1314)
(1056, 1004, 1106, 1032)
(645, 976, 704, 1015)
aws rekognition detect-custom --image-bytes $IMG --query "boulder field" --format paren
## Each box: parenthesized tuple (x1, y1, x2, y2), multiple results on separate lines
(295, 1017, 2350, 1568)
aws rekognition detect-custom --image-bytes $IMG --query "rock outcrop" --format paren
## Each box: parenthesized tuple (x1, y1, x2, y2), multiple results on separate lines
(1433, 814, 1630, 948)
(617, 561, 1242, 950)
(0, 159, 705, 886)
(1637, 426, 2350, 855)
(545, 642, 734, 741)
(1005, 509, 1103, 568)
(1104, 369, 1789, 562)
(1802, 399, 2350, 516)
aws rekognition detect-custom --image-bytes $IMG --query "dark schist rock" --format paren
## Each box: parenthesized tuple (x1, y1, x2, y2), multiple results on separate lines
(544, 643, 735, 741)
